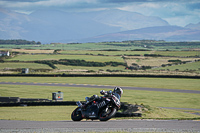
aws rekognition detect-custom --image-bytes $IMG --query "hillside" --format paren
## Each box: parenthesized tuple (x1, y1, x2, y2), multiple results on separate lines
(82, 26, 200, 42)
(2, 9, 198, 43)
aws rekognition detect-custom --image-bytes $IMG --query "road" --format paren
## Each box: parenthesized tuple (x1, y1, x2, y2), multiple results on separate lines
(0, 119, 200, 132)
(1, 81, 200, 94)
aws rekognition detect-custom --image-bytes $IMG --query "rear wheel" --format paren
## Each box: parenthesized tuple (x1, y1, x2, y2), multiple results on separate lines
(71, 107, 83, 121)
(99, 107, 117, 121)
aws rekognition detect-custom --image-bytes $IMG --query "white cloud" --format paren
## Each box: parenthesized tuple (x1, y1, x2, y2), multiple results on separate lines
(118, 1, 200, 26)
(0, 0, 98, 9)
(1, 0, 199, 26)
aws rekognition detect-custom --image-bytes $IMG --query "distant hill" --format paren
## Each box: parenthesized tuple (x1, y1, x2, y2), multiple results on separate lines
(185, 22, 200, 30)
(76, 9, 169, 31)
(0, 8, 199, 43)
(81, 26, 200, 42)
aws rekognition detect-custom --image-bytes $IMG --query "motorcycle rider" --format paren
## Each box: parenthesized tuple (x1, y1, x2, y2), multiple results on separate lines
(82, 87, 123, 109)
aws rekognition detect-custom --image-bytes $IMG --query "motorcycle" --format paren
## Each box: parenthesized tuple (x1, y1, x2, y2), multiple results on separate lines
(71, 91, 121, 121)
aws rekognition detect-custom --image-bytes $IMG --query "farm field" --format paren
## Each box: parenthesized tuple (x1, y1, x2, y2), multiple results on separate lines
(6, 54, 124, 62)
(125, 56, 199, 67)
(59, 50, 151, 56)
(55, 64, 126, 72)
(1, 40, 200, 51)
(154, 51, 200, 57)
(1, 49, 199, 75)
(154, 61, 200, 71)
(11, 49, 54, 54)
(0, 63, 51, 69)
(0, 40, 199, 75)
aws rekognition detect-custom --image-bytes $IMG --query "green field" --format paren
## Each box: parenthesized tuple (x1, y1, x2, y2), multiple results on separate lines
(0, 77, 200, 106)
(6, 54, 124, 62)
(1, 49, 199, 75)
(154, 61, 200, 72)
(55, 64, 126, 72)
(1, 42, 200, 121)
(154, 51, 200, 57)
(59, 50, 151, 56)
(1, 106, 199, 121)
(0, 63, 51, 69)
(0, 77, 200, 121)
(1, 40, 200, 51)
(0, 77, 199, 90)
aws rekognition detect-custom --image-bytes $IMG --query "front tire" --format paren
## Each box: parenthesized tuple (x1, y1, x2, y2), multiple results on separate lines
(71, 107, 83, 121)
(99, 107, 117, 121)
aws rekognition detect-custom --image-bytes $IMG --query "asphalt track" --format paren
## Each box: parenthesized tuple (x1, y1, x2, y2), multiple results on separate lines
(1, 119, 200, 132)
(1, 81, 200, 94)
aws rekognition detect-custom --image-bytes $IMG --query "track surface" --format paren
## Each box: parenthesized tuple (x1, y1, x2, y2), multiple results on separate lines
(1, 81, 200, 94)
(1, 119, 200, 132)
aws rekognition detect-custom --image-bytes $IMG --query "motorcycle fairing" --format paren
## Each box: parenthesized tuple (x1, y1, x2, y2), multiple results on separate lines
(81, 98, 110, 119)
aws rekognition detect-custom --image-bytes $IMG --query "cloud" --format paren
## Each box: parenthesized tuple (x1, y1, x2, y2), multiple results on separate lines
(0, 0, 98, 10)
(0, 0, 199, 26)
(118, 1, 200, 26)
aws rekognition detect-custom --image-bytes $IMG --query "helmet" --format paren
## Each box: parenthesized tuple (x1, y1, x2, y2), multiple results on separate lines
(113, 87, 123, 96)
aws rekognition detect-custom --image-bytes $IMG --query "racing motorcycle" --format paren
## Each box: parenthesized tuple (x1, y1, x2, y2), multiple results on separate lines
(71, 91, 121, 121)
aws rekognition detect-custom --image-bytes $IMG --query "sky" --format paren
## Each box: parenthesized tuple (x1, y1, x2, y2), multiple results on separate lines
(0, 0, 200, 27)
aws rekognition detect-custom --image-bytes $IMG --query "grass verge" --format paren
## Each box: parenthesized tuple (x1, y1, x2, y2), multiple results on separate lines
(0, 77, 199, 90)
(0, 77, 200, 121)
(0, 106, 199, 121)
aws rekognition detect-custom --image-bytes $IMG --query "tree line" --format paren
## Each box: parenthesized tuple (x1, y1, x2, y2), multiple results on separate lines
(35, 59, 126, 69)
(0, 39, 41, 45)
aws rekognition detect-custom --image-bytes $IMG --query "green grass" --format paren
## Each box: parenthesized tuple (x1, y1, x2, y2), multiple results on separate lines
(0, 106, 199, 121)
(1, 41, 200, 51)
(0, 78, 199, 108)
(0, 63, 51, 69)
(155, 50, 200, 57)
(0, 77, 199, 90)
(0, 84, 200, 121)
(0, 77, 200, 121)
(60, 50, 151, 56)
(6, 54, 124, 63)
(0, 106, 74, 121)
(55, 64, 126, 71)
(2, 49, 200, 75)
(0, 85, 99, 101)
(125, 56, 199, 67)
(0, 77, 199, 108)
(155, 61, 200, 72)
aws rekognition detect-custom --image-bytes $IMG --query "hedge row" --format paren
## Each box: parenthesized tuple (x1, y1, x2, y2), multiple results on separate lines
(0, 73, 200, 79)
(35, 59, 126, 69)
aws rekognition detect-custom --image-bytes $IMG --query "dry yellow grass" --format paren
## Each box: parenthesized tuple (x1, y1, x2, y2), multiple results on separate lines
(11, 49, 54, 54)
(125, 56, 200, 67)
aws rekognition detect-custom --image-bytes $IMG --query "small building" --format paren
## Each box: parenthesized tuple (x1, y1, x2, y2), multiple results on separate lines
(0, 51, 10, 56)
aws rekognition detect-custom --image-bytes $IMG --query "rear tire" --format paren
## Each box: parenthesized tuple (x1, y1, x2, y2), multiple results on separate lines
(71, 107, 83, 121)
(99, 107, 117, 121)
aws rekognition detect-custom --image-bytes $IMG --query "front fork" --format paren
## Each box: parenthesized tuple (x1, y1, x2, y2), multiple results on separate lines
(76, 101, 83, 107)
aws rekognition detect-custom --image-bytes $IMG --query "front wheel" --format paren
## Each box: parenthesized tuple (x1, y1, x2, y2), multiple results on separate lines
(99, 107, 117, 121)
(71, 107, 83, 121)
